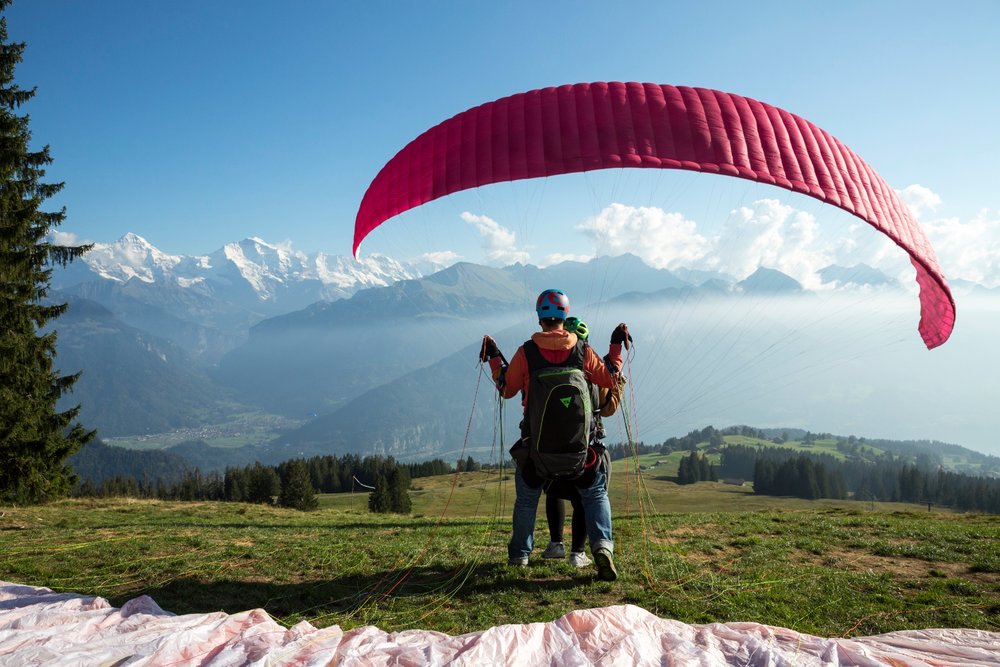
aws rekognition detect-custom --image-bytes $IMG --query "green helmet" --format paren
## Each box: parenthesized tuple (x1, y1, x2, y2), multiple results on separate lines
(565, 316, 589, 341)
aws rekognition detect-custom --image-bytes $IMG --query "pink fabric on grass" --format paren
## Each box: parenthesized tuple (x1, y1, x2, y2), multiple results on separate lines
(2, 581, 997, 666)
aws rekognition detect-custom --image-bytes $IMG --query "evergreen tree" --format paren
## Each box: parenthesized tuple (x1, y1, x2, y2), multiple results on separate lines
(677, 451, 712, 485)
(794, 457, 820, 500)
(245, 463, 280, 504)
(368, 472, 390, 513)
(698, 453, 713, 481)
(224, 467, 247, 501)
(0, 5, 94, 504)
(676, 453, 693, 484)
(387, 466, 411, 514)
(278, 459, 318, 511)
(753, 459, 775, 495)
(74, 478, 96, 497)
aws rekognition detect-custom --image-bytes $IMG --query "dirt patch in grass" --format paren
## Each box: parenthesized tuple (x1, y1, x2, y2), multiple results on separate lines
(650, 523, 720, 542)
(658, 526, 745, 567)
(804, 548, 999, 586)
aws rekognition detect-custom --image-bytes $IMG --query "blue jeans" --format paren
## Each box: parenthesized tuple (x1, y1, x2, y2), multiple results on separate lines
(508, 466, 613, 561)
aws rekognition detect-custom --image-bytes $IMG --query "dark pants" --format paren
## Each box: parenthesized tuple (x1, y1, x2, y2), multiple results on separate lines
(545, 490, 586, 553)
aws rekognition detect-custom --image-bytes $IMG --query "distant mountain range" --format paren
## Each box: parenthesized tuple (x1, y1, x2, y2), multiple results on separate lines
(54, 232, 424, 306)
(47, 232, 990, 463)
(52, 233, 426, 362)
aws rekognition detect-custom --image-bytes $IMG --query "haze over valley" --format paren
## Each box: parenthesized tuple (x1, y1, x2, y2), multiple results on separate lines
(46, 233, 1000, 469)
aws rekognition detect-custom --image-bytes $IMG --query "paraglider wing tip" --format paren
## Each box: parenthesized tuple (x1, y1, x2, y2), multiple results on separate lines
(352, 222, 366, 259)
(353, 205, 380, 259)
(920, 306, 956, 350)
(911, 259, 957, 349)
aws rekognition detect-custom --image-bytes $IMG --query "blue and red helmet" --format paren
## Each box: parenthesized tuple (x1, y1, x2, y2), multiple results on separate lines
(536, 289, 570, 321)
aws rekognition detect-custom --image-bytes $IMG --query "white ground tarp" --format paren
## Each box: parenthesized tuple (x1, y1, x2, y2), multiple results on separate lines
(1, 581, 997, 666)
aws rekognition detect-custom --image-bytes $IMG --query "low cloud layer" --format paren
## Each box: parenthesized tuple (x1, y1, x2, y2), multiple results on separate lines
(574, 187, 1000, 289)
(409, 250, 463, 274)
(428, 185, 999, 289)
(578, 199, 862, 289)
(921, 209, 1000, 288)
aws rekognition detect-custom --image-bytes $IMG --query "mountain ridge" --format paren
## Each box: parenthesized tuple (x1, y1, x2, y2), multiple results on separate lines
(53, 232, 422, 308)
(46, 233, 994, 458)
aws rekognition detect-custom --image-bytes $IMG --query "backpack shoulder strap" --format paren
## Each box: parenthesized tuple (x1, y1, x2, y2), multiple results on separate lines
(522, 340, 545, 374)
(566, 339, 587, 369)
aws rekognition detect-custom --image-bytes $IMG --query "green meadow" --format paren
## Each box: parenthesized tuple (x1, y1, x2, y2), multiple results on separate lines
(1, 470, 997, 638)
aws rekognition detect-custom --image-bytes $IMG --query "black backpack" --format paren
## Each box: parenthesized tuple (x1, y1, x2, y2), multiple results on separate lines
(522, 339, 592, 480)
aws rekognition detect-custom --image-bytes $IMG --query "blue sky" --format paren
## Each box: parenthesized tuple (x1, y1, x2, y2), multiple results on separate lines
(8, 2, 1000, 455)
(8, 1, 1000, 282)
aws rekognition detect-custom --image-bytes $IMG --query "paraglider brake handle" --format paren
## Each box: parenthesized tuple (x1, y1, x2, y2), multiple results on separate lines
(480, 335, 508, 366)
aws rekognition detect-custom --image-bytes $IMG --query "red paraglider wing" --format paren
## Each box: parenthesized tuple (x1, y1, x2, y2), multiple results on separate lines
(354, 82, 955, 349)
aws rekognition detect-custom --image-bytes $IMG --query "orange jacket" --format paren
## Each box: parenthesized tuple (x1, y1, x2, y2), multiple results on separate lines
(597, 375, 626, 417)
(489, 329, 622, 406)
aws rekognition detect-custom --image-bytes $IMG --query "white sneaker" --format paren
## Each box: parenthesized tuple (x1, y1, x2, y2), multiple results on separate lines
(569, 551, 591, 568)
(508, 556, 528, 566)
(541, 541, 566, 559)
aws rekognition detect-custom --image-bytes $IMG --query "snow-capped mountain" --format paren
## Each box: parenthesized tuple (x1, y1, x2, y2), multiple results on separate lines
(63, 232, 187, 284)
(52, 233, 422, 306)
(204, 237, 420, 301)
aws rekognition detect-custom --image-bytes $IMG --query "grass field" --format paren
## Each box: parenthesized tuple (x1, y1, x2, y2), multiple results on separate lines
(1, 471, 997, 638)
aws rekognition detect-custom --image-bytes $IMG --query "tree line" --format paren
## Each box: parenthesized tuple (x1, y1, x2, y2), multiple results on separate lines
(602, 429, 1000, 513)
(676, 451, 717, 484)
(714, 444, 1000, 512)
(71, 452, 458, 513)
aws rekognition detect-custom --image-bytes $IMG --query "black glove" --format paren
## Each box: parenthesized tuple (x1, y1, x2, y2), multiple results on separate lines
(611, 323, 633, 349)
(480, 335, 501, 362)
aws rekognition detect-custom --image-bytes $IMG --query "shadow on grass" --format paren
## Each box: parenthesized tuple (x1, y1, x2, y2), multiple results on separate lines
(125, 560, 591, 624)
(77, 519, 491, 531)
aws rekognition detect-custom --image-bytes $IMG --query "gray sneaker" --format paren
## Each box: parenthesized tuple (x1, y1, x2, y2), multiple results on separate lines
(569, 551, 591, 568)
(594, 548, 618, 581)
(508, 556, 528, 567)
(541, 541, 565, 559)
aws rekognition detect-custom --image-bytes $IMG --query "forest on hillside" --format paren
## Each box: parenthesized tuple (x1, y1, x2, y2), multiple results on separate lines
(69, 426, 1000, 514)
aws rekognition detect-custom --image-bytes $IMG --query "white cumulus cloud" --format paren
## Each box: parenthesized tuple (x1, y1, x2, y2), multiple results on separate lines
(577, 203, 711, 270)
(717, 200, 834, 289)
(409, 250, 463, 274)
(461, 211, 530, 265)
(49, 231, 90, 246)
(411, 250, 461, 266)
(923, 209, 1000, 288)
(898, 184, 942, 218)
(895, 185, 1000, 288)
(577, 200, 841, 288)
(538, 253, 593, 267)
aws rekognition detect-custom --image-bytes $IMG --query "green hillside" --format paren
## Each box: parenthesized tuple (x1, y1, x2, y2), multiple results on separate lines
(652, 427, 1000, 477)
(2, 478, 996, 637)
